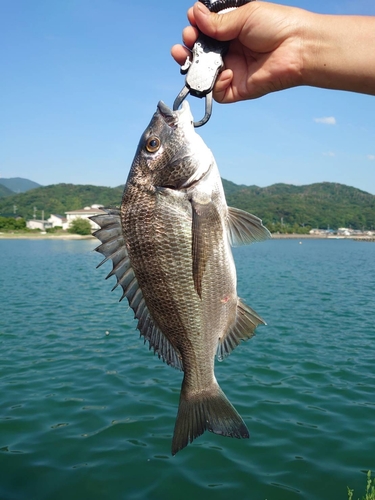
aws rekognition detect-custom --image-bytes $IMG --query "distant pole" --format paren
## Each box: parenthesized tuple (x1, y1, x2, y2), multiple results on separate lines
(33, 207, 37, 220)
(13, 205, 17, 214)
(42, 210, 44, 221)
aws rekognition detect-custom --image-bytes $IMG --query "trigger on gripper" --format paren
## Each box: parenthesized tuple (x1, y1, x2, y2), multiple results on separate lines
(180, 57, 191, 75)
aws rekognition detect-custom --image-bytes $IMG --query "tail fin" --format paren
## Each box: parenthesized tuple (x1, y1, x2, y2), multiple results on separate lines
(171, 382, 249, 455)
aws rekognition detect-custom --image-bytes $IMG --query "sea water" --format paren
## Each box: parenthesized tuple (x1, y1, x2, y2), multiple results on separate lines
(0, 238, 374, 500)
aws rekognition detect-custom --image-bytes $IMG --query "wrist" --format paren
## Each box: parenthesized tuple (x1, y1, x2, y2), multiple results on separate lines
(300, 12, 375, 94)
(300, 12, 340, 89)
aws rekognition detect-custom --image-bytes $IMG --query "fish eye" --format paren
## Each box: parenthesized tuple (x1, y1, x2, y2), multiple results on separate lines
(145, 137, 161, 153)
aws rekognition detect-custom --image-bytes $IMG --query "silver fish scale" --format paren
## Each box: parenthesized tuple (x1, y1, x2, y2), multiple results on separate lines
(121, 183, 239, 396)
(122, 190, 201, 372)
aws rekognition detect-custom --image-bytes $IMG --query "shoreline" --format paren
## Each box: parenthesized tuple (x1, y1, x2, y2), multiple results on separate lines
(0, 232, 95, 240)
(0, 232, 373, 241)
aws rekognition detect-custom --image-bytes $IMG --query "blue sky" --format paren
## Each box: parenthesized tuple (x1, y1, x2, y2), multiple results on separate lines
(1, 0, 375, 194)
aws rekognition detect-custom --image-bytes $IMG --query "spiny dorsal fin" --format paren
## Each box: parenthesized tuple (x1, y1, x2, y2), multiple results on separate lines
(90, 209, 183, 371)
(216, 299, 266, 361)
(227, 206, 271, 246)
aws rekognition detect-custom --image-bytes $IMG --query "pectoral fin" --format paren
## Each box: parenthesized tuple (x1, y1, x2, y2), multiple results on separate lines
(191, 199, 222, 298)
(227, 206, 271, 246)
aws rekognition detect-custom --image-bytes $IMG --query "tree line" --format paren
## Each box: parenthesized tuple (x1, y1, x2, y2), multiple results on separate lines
(0, 181, 374, 232)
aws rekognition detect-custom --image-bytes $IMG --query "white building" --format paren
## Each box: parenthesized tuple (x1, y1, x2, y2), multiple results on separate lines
(63, 205, 107, 231)
(26, 219, 53, 230)
(48, 214, 67, 228)
(337, 228, 353, 236)
(309, 229, 329, 235)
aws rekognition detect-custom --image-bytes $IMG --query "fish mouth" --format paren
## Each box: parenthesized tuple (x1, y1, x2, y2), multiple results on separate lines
(157, 101, 192, 128)
(157, 100, 209, 191)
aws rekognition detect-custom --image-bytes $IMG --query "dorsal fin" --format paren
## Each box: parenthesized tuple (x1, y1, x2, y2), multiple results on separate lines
(227, 206, 271, 246)
(216, 299, 266, 361)
(90, 209, 183, 371)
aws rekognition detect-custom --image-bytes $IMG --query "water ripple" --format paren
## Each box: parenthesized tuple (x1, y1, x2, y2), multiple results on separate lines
(0, 239, 374, 500)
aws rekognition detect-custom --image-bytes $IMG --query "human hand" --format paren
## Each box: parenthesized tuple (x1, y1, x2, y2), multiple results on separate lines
(171, 1, 307, 103)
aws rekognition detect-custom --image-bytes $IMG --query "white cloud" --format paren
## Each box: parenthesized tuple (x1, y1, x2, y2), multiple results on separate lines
(367, 155, 375, 160)
(323, 151, 335, 157)
(314, 117, 337, 125)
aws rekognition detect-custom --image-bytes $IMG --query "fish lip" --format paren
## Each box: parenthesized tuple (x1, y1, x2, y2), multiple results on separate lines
(157, 100, 173, 116)
(157, 101, 178, 128)
(157, 101, 191, 128)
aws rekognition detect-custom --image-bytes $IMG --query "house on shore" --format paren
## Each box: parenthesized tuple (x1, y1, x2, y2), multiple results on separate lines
(26, 205, 106, 231)
(26, 219, 53, 231)
(48, 214, 67, 228)
(63, 205, 106, 231)
(27, 214, 67, 231)
(309, 229, 332, 236)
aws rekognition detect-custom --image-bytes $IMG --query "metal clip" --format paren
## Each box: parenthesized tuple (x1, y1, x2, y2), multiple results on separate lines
(173, 0, 255, 127)
(173, 35, 228, 128)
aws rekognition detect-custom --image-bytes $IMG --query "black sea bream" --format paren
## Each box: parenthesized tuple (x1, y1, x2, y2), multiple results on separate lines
(91, 101, 270, 455)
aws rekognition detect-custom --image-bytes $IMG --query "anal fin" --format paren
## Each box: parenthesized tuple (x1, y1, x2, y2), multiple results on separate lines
(217, 299, 266, 361)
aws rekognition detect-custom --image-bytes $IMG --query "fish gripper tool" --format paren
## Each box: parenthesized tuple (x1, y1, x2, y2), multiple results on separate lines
(173, 0, 255, 128)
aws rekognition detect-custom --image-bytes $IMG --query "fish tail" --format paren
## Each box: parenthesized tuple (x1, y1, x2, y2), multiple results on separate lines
(171, 381, 249, 455)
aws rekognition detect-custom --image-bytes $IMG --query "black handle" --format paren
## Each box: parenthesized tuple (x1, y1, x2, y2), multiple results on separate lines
(199, 0, 255, 14)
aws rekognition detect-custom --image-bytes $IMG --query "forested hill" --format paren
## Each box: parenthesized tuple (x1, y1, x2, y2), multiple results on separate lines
(0, 181, 374, 231)
(222, 180, 375, 231)
(0, 184, 13, 198)
(0, 184, 123, 220)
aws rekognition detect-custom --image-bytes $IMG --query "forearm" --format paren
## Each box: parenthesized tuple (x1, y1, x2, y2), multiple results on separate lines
(301, 12, 375, 95)
(171, 2, 375, 101)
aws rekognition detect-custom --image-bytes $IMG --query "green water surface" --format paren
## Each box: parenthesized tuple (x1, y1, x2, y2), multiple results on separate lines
(0, 238, 374, 500)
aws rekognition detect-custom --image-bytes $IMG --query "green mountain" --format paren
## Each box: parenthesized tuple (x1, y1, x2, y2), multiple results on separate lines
(0, 183, 14, 198)
(0, 181, 374, 231)
(0, 183, 123, 221)
(222, 181, 375, 231)
(0, 177, 42, 194)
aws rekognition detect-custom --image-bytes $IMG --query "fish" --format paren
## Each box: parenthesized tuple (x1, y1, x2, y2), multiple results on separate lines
(90, 100, 271, 455)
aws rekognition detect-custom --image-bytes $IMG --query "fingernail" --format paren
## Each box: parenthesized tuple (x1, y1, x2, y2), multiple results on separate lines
(195, 2, 209, 16)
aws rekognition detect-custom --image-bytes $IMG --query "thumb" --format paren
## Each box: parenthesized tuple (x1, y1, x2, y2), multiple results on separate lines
(192, 1, 249, 41)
